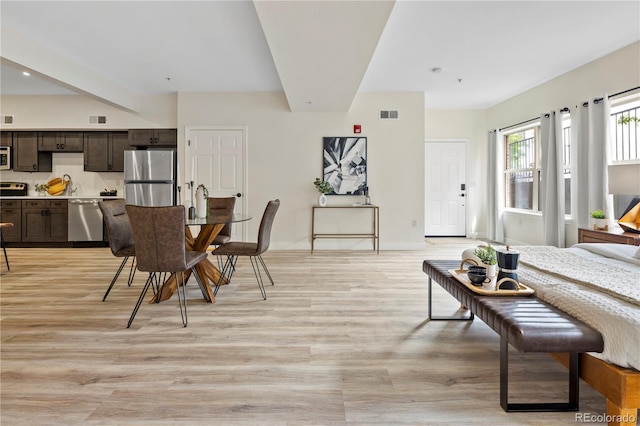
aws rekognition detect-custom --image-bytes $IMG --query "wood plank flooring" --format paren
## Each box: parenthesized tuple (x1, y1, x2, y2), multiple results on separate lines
(1, 239, 609, 425)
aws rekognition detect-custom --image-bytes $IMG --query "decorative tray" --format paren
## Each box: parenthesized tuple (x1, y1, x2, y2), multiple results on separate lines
(448, 266, 534, 296)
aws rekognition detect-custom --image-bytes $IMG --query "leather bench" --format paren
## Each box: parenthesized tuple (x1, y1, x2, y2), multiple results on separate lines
(422, 259, 604, 412)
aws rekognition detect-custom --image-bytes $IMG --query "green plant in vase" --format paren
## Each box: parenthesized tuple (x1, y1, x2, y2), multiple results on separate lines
(314, 178, 332, 207)
(474, 244, 497, 276)
(590, 209, 608, 230)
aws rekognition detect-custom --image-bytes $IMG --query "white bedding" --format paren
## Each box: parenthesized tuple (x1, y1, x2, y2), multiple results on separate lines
(513, 243, 640, 371)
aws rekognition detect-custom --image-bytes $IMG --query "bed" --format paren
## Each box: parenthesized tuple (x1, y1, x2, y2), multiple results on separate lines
(512, 243, 640, 424)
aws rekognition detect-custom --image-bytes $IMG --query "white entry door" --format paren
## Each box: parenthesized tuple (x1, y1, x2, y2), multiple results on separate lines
(186, 127, 246, 240)
(425, 141, 467, 236)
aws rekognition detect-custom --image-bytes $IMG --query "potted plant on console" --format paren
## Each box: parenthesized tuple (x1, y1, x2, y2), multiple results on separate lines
(474, 244, 498, 277)
(314, 178, 332, 207)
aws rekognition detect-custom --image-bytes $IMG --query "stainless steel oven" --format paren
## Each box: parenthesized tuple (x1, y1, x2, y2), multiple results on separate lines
(0, 147, 10, 170)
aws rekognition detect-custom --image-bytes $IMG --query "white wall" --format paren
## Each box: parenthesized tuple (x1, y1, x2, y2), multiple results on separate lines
(425, 109, 488, 238)
(485, 41, 640, 245)
(177, 91, 426, 250)
(0, 94, 177, 196)
(1, 91, 426, 250)
(422, 42, 640, 246)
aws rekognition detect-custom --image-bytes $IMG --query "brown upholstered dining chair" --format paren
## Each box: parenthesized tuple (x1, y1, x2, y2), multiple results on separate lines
(213, 199, 280, 300)
(126, 204, 208, 328)
(207, 197, 236, 247)
(98, 200, 136, 301)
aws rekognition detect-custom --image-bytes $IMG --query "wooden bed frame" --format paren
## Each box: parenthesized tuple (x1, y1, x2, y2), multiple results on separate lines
(551, 353, 639, 426)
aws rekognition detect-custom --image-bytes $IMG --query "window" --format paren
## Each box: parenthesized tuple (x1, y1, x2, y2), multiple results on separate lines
(610, 97, 640, 162)
(504, 126, 539, 211)
(610, 95, 640, 218)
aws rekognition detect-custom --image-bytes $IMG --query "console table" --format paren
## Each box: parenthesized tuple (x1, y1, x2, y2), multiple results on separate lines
(311, 205, 379, 253)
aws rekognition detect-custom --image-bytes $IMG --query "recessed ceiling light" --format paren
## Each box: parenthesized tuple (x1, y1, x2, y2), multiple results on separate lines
(22, 71, 30, 77)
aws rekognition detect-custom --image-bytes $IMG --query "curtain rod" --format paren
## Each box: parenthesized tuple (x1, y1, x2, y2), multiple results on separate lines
(498, 87, 638, 131)
(498, 116, 540, 132)
(609, 86, 640, 99)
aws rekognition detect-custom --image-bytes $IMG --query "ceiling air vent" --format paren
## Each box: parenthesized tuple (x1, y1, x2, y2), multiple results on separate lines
(89, 115, 107, 125)
(2, 115, 14, 125)
(379, 110, 399, 120)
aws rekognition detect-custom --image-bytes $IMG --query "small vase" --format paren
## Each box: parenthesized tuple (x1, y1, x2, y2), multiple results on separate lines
(484, 263, 497, 277)
(318, 193, 327, 207)
(195, 188, 207, 218)
(593, 218, 608, 231)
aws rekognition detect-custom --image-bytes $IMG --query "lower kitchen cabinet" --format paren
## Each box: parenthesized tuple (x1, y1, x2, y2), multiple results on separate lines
(21, 199, 68, 242)
(0, 200, 22, 242)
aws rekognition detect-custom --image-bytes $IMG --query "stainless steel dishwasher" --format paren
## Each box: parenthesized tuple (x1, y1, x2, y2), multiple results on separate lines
(68, 199, 104, 241)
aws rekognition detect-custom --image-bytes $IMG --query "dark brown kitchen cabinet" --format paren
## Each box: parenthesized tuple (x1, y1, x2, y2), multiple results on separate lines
(38, 132, 84, 152)
(0, 131, 12, 147)
(129, 129, 177, 147)
(21, 199, 68, 242)
(84, 131, 129, 172)
(13, 132, 52, 172)
(0, 200, 22, 242)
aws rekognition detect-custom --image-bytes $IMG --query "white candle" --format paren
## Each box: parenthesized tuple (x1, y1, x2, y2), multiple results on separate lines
(191, 157, 195, 183)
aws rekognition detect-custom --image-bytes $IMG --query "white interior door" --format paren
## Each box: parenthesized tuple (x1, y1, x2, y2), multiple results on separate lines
(187, 127, 246, 240)
(425, 141, 467, 236)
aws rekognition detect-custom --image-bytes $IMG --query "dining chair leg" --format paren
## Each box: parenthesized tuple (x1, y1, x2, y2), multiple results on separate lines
(127, 257, 137, 286)
(256, 255, 274, 286)
(190, 267, 207, 301)
(1, 229, 9, 271)
(127, 273, 155, 328)
(176, 271, 188, 327)
(249, 256, 267, 300)
(214, 255, 237, 296)
(103, 256, 131, 301)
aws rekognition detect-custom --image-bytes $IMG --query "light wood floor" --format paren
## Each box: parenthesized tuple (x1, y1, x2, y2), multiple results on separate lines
(1, 239, 609, 425)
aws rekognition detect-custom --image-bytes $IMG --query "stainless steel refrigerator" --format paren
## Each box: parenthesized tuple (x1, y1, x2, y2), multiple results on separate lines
(124, 150, 176, 206)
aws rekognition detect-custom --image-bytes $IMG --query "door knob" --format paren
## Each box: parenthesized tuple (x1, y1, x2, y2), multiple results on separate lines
(236, 193, 242, 197)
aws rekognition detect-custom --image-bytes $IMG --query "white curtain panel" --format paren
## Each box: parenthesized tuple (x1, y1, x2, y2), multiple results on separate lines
(575, 96, 612, 229)
(487, 129, 504, 242)
(540, 111, 565, 247)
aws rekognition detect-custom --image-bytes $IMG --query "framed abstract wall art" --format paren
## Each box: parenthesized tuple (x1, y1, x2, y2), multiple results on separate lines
(322, 137, 367, 195)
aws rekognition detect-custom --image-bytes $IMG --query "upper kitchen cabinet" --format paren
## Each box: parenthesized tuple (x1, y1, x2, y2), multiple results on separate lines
(13, 132, 52, 172)
(128, 129, 177, 147)
(38, 131, 84, 152)
(84, 131, 129, 172)
(1, 131, 12, 147)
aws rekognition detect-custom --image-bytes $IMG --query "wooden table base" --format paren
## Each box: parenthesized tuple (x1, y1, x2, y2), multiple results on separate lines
(151, 223, 228, 303)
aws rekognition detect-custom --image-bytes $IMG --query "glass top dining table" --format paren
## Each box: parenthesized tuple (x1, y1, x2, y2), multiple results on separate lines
(151, 212, 252, 303)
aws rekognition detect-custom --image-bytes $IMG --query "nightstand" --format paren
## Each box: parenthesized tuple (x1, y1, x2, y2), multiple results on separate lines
(578, 227, 640, 246)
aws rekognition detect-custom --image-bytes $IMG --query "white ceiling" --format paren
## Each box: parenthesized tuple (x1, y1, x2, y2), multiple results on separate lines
(1, 1, 639, 112)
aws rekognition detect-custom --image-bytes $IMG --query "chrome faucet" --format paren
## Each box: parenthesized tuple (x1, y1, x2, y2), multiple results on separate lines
(69, 185, 78, 195)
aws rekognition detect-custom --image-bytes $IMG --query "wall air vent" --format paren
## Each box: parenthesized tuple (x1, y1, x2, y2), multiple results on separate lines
(89, 115, 107, 125)
(379, 110, 399, 120)
(2, 115, 14, 125)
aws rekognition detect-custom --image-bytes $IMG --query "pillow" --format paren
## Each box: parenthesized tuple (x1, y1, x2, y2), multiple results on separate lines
(635, 245, 640, 259)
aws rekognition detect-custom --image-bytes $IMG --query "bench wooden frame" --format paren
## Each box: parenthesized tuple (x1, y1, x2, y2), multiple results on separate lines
(423, 259, 639, 425)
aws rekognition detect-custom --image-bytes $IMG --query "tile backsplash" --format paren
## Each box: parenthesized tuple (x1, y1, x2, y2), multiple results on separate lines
(0, 152, 123, 196)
